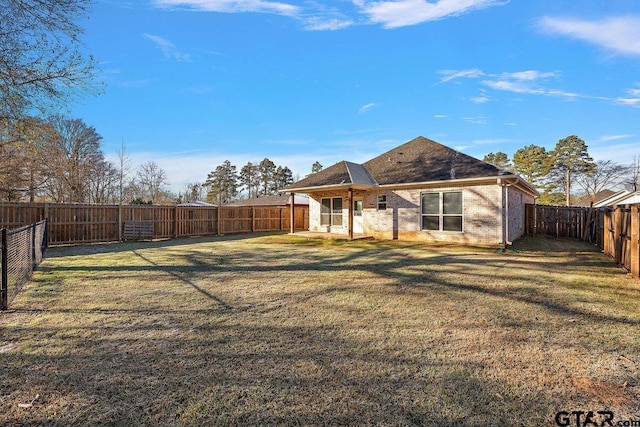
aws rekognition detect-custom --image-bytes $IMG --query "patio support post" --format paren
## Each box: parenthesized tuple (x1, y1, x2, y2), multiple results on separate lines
(348, 188, 353, 240)
(290, 193, 295, 234)
(631, 204, 639, 279)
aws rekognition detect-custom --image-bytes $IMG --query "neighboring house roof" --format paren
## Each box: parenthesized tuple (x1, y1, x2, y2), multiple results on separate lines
(593, 190, 640, 207)
(225, 194, 309, 207)
(177, 200, 216, 207)
(286, 136, 539, 197)
(573, 189, 620, 207)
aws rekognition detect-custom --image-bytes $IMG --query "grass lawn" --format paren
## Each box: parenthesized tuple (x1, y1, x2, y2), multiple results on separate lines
(1, 233, 639, 426)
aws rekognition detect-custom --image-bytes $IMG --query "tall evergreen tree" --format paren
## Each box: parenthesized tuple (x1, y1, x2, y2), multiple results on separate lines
(274, 166, 294, 191)
(483, 152, 512, 170)
(311, 161, 323, 174)
(547, 135, 595, 206)
(258, 158, 276, 196)
(239, 162, 259, 199)
(512, 144, 548, 187)
(205, 160, 238, 204)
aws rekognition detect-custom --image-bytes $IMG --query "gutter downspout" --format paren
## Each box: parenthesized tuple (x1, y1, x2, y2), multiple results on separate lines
(503, 177, 520, 246)
(498, 178, 504, 247)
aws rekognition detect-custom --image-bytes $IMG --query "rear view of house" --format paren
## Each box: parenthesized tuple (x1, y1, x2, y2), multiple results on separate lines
(285, 136, 539, 246)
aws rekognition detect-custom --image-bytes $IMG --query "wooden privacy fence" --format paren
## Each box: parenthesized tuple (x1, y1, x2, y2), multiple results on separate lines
(525, 204, 604, 245)
(0, 203, 309, 246)
(526, 204, 639, 279)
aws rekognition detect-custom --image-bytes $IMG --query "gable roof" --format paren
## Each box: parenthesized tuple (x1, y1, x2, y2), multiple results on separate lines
(593, 190, 640, 207)
(225, 194, 309, 207)
(573, 189, 620, 207)
(286, 136, 537, 196)
(363, 136, 504, 185)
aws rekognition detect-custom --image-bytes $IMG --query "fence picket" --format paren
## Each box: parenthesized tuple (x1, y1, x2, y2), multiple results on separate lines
(525, 204, 640, 278)
(0, 203, 309, 246)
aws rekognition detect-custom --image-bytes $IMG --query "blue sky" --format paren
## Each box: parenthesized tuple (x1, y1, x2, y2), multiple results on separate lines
(72, 0, 640, 192)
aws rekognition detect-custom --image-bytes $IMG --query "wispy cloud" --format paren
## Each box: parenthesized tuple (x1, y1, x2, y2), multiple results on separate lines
(470, 89, 490, 103)
(355, 0, 508, 29)
(439, 68, 591, 102)
(438, 68, 484, 84)
(143, 33, 192, 62)
(615, 87, 640, 107)
(153, 0, 507, 30)
(462, 116, 487, 125)
(358, 103, 378, 113)
(596, 134, 634, 142)
(538, 15, 640, 56)
(302, 17, 354, 31)
(482, 70, 559, 95)
(153, 0, 299, 16)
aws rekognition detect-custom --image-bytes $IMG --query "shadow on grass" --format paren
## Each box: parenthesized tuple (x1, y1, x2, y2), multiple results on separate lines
(44, 231, 289, 259)
(1, 320, 553, 426)
(3, 234, 638, 425)
(37, 235, 638, 327)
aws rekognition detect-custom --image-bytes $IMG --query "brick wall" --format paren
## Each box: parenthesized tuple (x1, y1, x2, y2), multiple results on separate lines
(306, 184, 531, 246)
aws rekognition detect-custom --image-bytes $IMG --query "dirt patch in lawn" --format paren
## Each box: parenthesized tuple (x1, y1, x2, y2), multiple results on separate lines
(1, 233, 639, 426)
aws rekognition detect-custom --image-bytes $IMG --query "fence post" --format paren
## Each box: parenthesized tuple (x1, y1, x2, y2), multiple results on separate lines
(1, 228, 7, 310)
(251, 207, 255, 233)
(614, 207, 623, 265)
(118, 204, 123, 242)
(216, 206, 221, 236)
(174, 205, 179, 238)
(631, 205, 639, 279)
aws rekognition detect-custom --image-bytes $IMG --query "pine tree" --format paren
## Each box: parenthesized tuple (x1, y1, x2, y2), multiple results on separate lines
(483, 152, 512, 170)
(547, 135, 595, 206)
(512, 144, 548, 187)
(205, 160, 238, 204)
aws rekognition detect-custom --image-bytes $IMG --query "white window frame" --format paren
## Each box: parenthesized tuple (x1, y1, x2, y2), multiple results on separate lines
(321, 197, 343, 226)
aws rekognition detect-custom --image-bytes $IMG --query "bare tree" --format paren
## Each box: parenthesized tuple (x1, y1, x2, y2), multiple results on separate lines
(181, 182, 204, 202)
(626, 156, 640, 192)
(0, 0, 100, 121)
(42, 116, 104, 203)
(136, 161, 168, 204)
(116, 140, 132, 204)
(86, 159, 119, 204)
(575, 160, 629, 197)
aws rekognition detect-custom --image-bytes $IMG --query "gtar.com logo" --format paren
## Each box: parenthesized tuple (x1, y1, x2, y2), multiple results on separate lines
(555, 411, 614, 427)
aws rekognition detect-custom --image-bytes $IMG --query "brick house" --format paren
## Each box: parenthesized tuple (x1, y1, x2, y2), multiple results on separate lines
(285, 136, 539, 246)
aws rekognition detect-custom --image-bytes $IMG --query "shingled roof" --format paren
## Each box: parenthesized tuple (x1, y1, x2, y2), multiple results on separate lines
(286, 136, 514, 191)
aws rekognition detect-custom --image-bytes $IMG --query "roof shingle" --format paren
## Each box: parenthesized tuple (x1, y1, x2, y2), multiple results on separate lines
(286, 136, 505, 191)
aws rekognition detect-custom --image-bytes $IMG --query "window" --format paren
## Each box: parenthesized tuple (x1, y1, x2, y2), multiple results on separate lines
(353, 199, 363, 216)
(321, 197, 343, 226)
(421, 191, 462, 232)
(377, 194, 387, 210)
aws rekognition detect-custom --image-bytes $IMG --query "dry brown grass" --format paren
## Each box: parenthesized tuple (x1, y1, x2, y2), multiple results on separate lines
(1, 233, 639, 426)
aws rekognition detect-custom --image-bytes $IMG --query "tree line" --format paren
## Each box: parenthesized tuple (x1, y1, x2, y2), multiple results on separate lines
(0, 115, 174, 204)
(0, 0, 178, 205)
(483, 135, 639, 206)
(203, 159, 299, 204)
